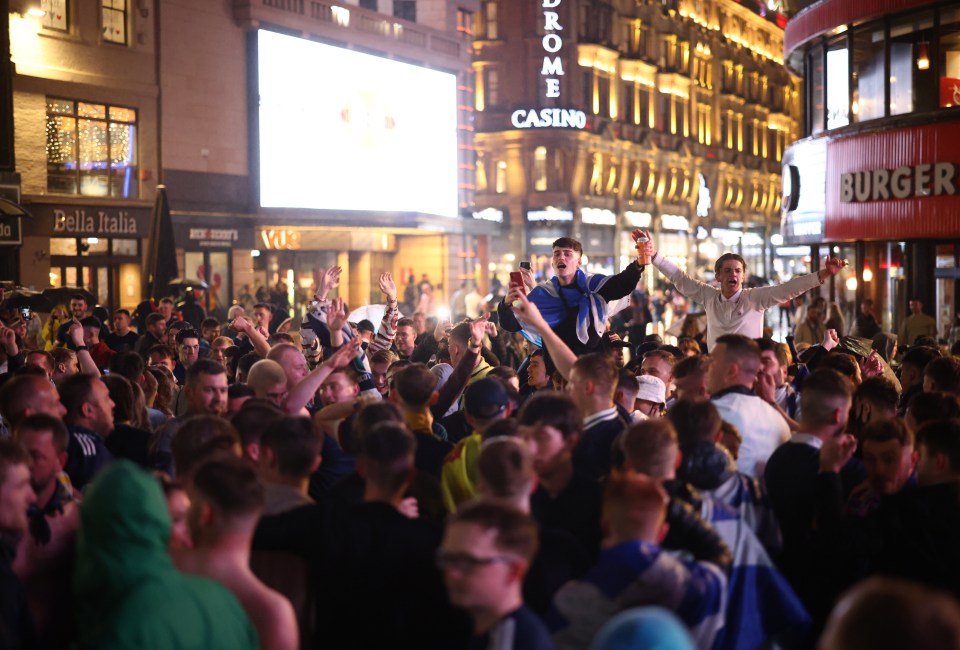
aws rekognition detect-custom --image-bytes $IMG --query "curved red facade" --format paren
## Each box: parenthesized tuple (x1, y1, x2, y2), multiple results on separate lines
(784, 0, 935, 61)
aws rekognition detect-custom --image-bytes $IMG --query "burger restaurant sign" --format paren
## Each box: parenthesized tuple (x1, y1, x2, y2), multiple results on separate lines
(511, 0, 587, 131)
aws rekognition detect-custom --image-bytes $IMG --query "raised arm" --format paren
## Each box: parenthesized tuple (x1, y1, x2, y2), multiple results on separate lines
(231, 315, 271, 358)
(284, 337, 362, 415)
(327, 298, 349, 349)
(67, 321, 101, 377)
(506, 286, 577, 380)
(368, 272, 399, 355)
(638, 229, 713, 304)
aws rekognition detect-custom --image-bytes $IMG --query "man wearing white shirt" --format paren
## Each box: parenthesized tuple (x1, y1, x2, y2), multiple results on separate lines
(706, 334, 790, 479)
(637, 230, 845, 351)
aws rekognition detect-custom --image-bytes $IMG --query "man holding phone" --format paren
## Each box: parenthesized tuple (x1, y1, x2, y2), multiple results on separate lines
(498, 231, 648, 358)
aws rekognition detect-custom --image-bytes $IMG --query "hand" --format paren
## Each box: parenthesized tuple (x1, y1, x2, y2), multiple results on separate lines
(822, 256, 846, 277)
(318, 266, 343, 298)
(484, 321, 498, 338)
(468, 314, 490, 346)
(519, 267, 536, 292)
(507, 285, 546, 327)
(230, 315, 252, 334)
(819, 433, 858, 474)
(326, 336, 362, 370)
(434, 319, 452, 343)
(0, 325, 17, 355)
(754, 369, 778, 404)
(397, 497, 419, 520)
(68, 320, 85, 348)
(328, 297, 350, 332)
(632, 228, 656, 258)
(822, 328, 839, 351)
(861, 350, 884, 380)
(379, 272, 397, 302)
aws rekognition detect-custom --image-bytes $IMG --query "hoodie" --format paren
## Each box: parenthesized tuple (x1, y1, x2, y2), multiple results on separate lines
(73, 461, 258, 650)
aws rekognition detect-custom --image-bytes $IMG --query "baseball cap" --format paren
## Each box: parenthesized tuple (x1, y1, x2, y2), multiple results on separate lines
(464, 377, 509, 419)
(636, 375, 666, 405)
(356, 319, 376, 334)
(601, 332, 630, 349)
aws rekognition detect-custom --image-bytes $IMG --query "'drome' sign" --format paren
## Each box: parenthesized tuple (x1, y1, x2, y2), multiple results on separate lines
(512, 0, 586, 131)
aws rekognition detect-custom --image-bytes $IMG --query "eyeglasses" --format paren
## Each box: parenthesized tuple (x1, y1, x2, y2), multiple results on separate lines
(435, 550, 516, 573)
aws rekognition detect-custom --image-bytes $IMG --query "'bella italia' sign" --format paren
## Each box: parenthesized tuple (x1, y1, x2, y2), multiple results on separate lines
(511, 0, 586, 131)
(53, 208, 139, 235)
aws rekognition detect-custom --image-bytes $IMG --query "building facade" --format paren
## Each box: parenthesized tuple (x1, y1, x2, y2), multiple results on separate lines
(6, 1, 160, 310)
(471, 0, 801, 288)
(782, 0, 960, 339)
(4, 0, 487, 318)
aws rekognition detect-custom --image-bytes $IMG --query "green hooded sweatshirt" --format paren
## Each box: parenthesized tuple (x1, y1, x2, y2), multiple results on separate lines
(73, 461, 260, 650)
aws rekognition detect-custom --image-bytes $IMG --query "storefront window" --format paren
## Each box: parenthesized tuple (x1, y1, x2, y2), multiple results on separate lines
(533, 147, 548, 191)
(851, 23, 885, 122)
(826, 39, 850, 129)
(889, 11, 935, 115)
(940, 7, 960, 107)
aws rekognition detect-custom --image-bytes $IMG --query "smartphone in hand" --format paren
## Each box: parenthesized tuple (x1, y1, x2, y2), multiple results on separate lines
(509, 271, 526, 296)
(519, 261, 531, 270)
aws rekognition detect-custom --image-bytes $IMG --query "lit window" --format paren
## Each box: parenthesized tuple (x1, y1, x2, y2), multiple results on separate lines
(41, 0, 68, 31)
(101, 0, 127, 45)
(495, 160, 507, 194)
(533, 147, 548, 192)
(46, 98, 139, 198)
(484, 68, 500, 107)
(483, 1, 498, 40)
(457, 9, 474, 37)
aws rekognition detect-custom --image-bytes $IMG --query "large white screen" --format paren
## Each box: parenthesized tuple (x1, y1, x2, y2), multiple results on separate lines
(257, 30, 459, 218)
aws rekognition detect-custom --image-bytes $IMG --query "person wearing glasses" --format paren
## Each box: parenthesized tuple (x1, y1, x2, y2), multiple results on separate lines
(438, 499, 555, 650)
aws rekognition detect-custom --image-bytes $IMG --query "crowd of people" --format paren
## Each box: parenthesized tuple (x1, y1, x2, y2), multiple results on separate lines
(0, 231, 959, 650)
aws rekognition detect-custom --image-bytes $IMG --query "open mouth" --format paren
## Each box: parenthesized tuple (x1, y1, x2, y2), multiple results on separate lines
(557, 263, 567, 270)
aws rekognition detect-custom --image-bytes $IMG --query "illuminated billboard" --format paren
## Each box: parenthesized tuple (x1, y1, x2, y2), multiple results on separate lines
(257, 30, 459, 218)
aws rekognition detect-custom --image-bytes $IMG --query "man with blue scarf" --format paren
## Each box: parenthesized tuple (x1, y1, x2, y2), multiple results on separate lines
(498, 233, 647, 360)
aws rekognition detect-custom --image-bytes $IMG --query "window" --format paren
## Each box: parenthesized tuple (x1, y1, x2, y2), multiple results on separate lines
(46, 98, 139, 198)
(495, 160, 507, 194)
(623, 82, 637, 125)
(41, 0, 68, 31)
(101, 0, 127, 45)
(394, 0, 416, 22)
(941, 7, 960, 107)
(639, 86, 652, 128)
(697, 104, 711, 145)
(457, 9, 474, 37)
(483, 68, 500, 107)
(890, 11, 935, 115)
(359, 0, 377, 9)
(597, 74, 611, 117)
(533, 147, 548, 191)
(808, 45, 825, 134)
(851, 23, 885, 122)
(826, 38, 850, 129)
(481, 1, 498, 40)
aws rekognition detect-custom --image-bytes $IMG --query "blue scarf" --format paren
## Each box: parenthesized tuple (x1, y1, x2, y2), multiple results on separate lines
(521, 269, 618, 347)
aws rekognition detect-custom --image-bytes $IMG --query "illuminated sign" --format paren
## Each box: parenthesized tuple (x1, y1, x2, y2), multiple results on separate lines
(542, 0, 564, 98)
(511, 108, 587, 129)
(528, 208, 573, 222)
(581, 208, 616, 225)
(840, 163, 958, 202)
(472, 208, 504, 223)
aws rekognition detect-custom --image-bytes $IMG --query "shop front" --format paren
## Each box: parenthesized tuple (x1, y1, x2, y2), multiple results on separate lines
(21, 199, 153, 311)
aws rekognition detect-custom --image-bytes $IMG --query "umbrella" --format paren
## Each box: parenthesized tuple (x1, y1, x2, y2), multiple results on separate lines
(1, 288, 52, 312)
(42, 286, 96, 307)
(168, 277, 209, 293)
(145, 185, 179, 300)
(347, 304, 404, 332)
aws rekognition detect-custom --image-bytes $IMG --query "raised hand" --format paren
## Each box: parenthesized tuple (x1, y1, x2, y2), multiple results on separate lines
(230, 315, 252, 334)
(822, 328, 840, 351)
(0, 324, 17, 354)
(67, 320, 85, 348)
(379, 272, 397, 302)
(819, 433, 858, 474)
(397, 497, 420, 520)
(327, 336, 362, 369)
(519, 267, 536, 292)
(861, 350, 884, 380)
(328, 297, 350, 332)
(823, 256, 846, 277)
(468, 314, 490, 345)
(632, 228, 655, 259)
(434, 318, 452, 343)
(318, 266, 343, 298)
(507, 285, 546, 327)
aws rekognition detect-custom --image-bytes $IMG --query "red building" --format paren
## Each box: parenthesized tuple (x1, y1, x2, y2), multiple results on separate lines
(782, 0, 960, 340)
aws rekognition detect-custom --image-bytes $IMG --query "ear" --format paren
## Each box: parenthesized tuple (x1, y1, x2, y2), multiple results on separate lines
(674, 448, 683, 471)
(584, 379, 596, 396)
(565, 432, 581, 451)
(910, 450, 919, 469)
(80, 400, 97, 420)
(713, 429, 724, 444)
(56, 451, 68, 471)
(614, 389, 624, 404)
(200, 502, 215, 527)
(245, 443, 261, 464)
(310, 454, 322, 473)
(429, 391, 439, 406)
